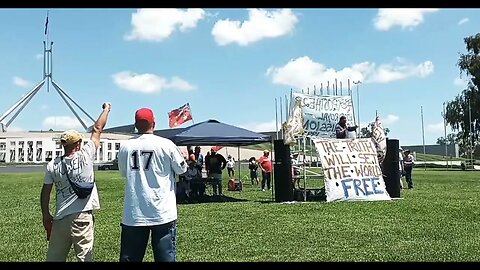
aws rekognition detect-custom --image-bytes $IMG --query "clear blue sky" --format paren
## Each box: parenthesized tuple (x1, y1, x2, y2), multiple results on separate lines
(0, 8, 478, 145)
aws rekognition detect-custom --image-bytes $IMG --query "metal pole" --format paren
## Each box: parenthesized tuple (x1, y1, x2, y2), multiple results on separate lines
(353, 81, 362, 132)
(356, 81, 361, 130)
(350, 93, 357, 128)
(335, 78, 338, 96)
(51, 82, 89, 130)
(285, 94, 289, 120)
(0, 79, 46, 123)
(280, 97, 283, 139)
(46, 44, 50, 93)
(52, 80, 96, 122)
(421, 106, 426, 171)
(237, 146, 241, 184)
(275, 98, 279, 140)
(50, 42, 53, 80)
(303, 136, 307, 202)
(5, 85, 44, 127)
(43, 41, 46, 79)
(309, 138, 312, 168)
(348, 79, 351, 96)
(443, 102, 448, 170)
(469, 99, 473, 165)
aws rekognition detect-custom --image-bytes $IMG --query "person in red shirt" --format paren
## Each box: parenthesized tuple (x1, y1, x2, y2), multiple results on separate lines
(258, 150, 272, 191)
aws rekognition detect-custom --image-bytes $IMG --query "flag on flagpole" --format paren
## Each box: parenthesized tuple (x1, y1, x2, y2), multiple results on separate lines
(44, 12, 49, 35)
(168, 103, 193, 128)
(371, 115, 387, 163)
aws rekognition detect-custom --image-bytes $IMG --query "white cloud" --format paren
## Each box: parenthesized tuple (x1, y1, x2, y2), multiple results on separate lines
(427, 121, 451, 134)
(373, 8, 439, 31)
(125, 8, 205, 42)
(266, 56, 434, 89)
(454, 77, 468, 88)
(35, 53, 43, 60)
(212, 8, 298, 46)
(382, 114, 400, 125)
(43, 116, 87, 130)
(112, 71, 196, 94)
(240, 120, 278, 132)
(458, 18, 469, 25)
(13, 76, 31, 88)
(367, 60, 434, 83)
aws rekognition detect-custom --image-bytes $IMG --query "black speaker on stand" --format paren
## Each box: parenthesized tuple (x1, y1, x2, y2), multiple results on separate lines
(382, 138, 401, 198)
(273, 140, 294, 202)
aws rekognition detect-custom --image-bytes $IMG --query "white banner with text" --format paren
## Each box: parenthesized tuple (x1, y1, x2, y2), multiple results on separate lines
(313, 138, 392, 202)
(291, 93, 355, 138)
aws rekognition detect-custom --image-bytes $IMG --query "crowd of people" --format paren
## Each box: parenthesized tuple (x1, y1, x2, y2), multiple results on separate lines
(40, 103, 275, 262)
(40, 106, 412, 262)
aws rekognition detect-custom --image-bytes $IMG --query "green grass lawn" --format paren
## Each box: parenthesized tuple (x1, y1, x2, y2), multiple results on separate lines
(0, 169, 479, 262)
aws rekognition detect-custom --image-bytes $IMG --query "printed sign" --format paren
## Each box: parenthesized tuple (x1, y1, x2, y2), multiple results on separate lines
(312, 138, 391, 202)
(291, 93, 354, 138)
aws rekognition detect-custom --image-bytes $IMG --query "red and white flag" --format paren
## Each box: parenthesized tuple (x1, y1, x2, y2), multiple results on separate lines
(168, 103, 193, 128)
(211, 146, 223, 152)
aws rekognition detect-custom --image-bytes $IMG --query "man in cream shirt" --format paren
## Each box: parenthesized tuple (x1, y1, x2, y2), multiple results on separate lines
(40, 102, 111, 262)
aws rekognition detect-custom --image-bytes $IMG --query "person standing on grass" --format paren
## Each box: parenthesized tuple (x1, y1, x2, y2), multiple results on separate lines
(402, 149, 415, 189)
(248, 157, 259, 185)
(40, 102, 111, 262)
(226, 155, 235, 178)
(205, 147, 227, 196)
(258, 150, 272, 191)
(117, 108, 187, 262)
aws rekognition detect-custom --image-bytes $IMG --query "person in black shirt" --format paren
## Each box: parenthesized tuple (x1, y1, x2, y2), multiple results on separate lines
(248, 157, 259, 185)
(205, 147, 227, 196)
(335, 115, 358, 139)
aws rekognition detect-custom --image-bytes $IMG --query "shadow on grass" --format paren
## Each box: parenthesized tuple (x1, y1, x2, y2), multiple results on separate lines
(177, 194, 249, 204)
(254, 188, 327, 203)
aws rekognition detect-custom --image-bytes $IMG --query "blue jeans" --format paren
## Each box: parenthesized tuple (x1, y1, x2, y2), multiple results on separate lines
(119, 220, 177, 262)
(209, 173, 223, 195)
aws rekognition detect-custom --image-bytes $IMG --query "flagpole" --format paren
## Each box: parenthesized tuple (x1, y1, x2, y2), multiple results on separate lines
(469, 99, 473, 165)
(421, 106, 426, 171)
(350, 80, 357, 127)
(285, 94, 289, 120)
(280, 97, 283, 139)
(353, 80, 362, 133)
(443, 102, 448, 170)
(44, 10, 50, 93)
(275, 98, 279, 140)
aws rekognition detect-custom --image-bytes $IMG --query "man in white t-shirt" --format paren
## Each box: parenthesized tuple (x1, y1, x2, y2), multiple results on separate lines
(118, 107, 187, 262)
(226, 155, 235, 177)
(40, 102, 111, 262)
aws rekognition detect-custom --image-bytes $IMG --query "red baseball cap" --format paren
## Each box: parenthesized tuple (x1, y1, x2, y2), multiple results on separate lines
(135, 108, 155, 124)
